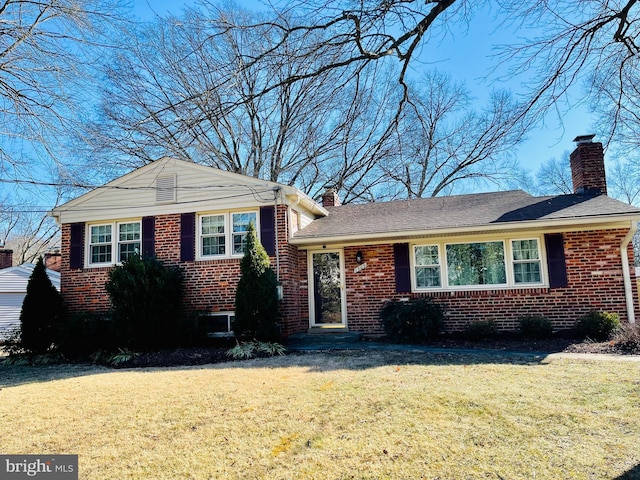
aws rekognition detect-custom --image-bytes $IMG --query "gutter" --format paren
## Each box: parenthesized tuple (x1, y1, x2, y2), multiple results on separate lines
(290, 213, 640, 246)
(620, 220, 638, 324)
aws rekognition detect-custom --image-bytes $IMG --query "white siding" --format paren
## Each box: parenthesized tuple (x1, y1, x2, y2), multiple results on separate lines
(0, 265, 60, 339)
(0, 293, 23, 340)
(51, 157, 327, 225)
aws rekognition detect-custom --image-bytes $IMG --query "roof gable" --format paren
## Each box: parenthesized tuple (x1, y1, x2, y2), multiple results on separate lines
(51, 157, 324, 223)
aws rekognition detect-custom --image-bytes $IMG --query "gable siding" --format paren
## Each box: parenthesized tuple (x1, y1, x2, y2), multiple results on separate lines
(55, 159, 290, 224)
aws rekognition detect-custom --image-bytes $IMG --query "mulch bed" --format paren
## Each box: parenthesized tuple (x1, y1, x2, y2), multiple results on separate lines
(111, 336, 638, 369)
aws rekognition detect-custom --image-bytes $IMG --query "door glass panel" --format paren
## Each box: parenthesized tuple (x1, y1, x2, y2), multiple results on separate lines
(312, 252, 343, 324)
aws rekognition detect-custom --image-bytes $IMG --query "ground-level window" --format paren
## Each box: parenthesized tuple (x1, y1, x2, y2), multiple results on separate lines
(198, 312, 235, 336)
(412, 237, 544, 290)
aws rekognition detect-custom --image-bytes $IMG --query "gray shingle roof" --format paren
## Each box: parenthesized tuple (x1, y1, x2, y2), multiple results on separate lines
(293, 190, 640, 242)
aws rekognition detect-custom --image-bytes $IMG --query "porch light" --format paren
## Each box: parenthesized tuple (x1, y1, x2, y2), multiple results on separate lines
(356, 250, 364, 264)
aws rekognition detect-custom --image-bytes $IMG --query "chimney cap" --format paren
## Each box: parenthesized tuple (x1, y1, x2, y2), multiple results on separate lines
(573, 134, 596, 144)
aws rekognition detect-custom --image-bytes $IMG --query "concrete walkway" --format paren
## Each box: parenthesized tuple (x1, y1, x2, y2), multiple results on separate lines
(288, 341, 640, 362)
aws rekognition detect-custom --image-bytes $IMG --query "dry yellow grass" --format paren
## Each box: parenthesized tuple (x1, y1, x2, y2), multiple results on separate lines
(1, 350, 639, 479)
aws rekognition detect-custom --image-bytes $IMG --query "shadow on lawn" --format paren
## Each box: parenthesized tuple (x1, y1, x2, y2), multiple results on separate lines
(0, 346, 552, 388)
(614, 464, 640, 480)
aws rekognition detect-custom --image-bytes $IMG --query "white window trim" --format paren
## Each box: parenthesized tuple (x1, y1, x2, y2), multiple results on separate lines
(197, 210, 259, 260)
(86, 220, 142, 267)
(199, 311, 235, 337)
(411, 236, 547, 292)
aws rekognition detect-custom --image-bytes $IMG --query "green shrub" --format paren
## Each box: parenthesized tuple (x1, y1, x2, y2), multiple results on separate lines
(234, 223, 280, 342)
(105, 255, 185, 350)
(576, 311, 621, 341)
(518, 315, 553, 340)
(380, 298, 444, 343)
(19, 257, 64, 354)
(464, 319, 499, 341)
(226, 341, 287, 360)
(55, 312, 114, 357)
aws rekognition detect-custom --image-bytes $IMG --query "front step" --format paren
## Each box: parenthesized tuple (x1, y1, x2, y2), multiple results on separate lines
(287, 330, 363, 349)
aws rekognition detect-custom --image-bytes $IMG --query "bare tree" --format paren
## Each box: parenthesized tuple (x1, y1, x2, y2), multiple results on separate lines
(0, 0, 129, 177)
(534, 153, 574, 196)
(81, 4, 525, 202)
(379, 72, 524, 198)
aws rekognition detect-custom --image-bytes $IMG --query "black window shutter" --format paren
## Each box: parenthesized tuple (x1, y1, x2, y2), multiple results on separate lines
(545, 233, 568, 288)
(142, 216, 155, 257)
(69, 222, 85, 270)
(180, 213, 196, 262)
(260, 205, 276, 256)
(394, 243, 411, 293)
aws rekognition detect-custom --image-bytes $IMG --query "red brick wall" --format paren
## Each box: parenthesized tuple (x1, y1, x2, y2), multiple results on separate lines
(327, 229, 638, 337)
(61, 216, 638, 338)
(60, 207, 303, 335)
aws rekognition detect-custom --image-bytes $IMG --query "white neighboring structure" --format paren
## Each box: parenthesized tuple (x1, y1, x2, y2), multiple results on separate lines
(0, 264, 61, 340)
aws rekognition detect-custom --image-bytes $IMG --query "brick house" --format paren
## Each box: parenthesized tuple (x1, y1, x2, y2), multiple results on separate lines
(50, 135, 640, 338)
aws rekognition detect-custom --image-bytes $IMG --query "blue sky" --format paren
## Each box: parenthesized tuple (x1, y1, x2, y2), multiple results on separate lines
(132, 0, 594, 174)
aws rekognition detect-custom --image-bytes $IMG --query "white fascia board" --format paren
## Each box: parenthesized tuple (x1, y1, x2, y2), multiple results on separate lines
(289, 213, 640, 247)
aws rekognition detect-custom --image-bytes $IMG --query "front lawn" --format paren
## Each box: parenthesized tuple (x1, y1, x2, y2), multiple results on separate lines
(1, 350, 638, 479)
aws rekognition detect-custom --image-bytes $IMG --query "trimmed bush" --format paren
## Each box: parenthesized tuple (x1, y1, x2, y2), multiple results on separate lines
(518, 315, 553, 340)
(234, 223, 280, 342)
(105, 255, 185, 350)
(576, 311, 621, 341)
(380, 298, 444, 343)
(55, 312, 115, 357)
(464, 319, 499, 341)
(19, 257, 64, 354)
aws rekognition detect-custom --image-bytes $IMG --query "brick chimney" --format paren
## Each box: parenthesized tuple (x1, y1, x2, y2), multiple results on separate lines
(44, 251, 62, 272)
(322, 188, 341, 207)
(570, 134, 607, 195)
(0, 249, 13, 269)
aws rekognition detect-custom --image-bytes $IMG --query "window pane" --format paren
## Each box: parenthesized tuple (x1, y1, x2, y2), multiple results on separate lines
(416, 266, 441, 287)
(446, 242, 506, 286)
(91, 244, 111, 263)
(119, 223, 140, 241)
(203, 236, 225, 256)
(119, 242, 140, 262)
(232, 212, 256, 232)
(91, 225, 111, 244)
(202, 215, 225, 235)
(415, 245, 439, 265)
(232, 212, 256, 255)
(512, 239, 539, 261)
(514, 262, 541, 283)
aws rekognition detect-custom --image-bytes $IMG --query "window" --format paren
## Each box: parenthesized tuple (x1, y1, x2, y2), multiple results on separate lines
(201, 214, 226, 256)
(232, 212, 257, 255)
(512, 239, 542, 284)
(88, 221, 141, 266)
(90, 224, 112, 264)
(412, 237, 544, 290)
(198, 312, 235, 337)
(447, 241, 506, 286)
(414, 245, 441, 288)
(199, 211, 258, 259)
(118, 222, 141, 262)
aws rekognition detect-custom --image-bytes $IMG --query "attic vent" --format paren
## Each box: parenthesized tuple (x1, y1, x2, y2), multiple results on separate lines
(156, 175, 176, 203)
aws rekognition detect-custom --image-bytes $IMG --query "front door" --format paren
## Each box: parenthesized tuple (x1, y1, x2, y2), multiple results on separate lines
(309, 250, 346, 327)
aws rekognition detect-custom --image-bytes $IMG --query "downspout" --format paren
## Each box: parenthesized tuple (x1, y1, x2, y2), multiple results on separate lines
(273, 187, 283, 300)
(620, 220, 638, 324)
